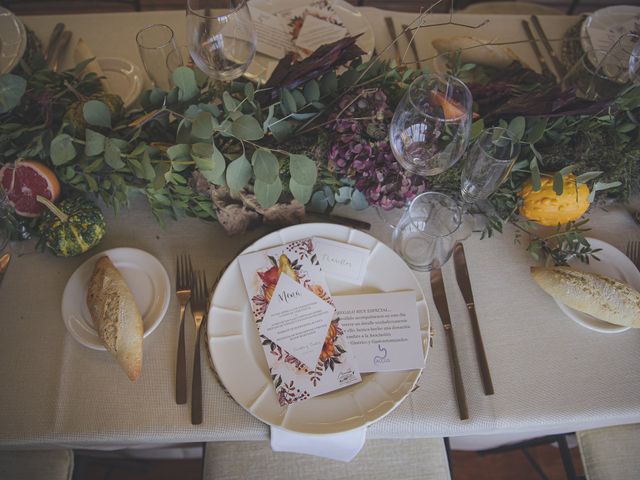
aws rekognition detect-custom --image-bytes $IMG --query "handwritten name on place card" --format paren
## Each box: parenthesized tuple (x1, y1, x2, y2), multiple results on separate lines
(334, 291, 425, 373)
(313, 237, 369, 285)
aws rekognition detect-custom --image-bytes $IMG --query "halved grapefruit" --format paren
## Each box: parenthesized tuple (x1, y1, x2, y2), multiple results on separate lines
(0, 160, 61, 218)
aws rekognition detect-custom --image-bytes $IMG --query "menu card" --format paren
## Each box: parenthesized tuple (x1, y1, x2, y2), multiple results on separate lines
(334, 291, 425, 373)
(239, 238, 361, 406)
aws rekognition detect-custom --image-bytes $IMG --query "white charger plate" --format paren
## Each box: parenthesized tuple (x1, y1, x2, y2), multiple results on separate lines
(207, 223, 430, 435)
(62, 247, 170, 350)
(245, 0, 375, 82)
(0, 7, 27, 75)
(97, 57, 143, 110)
(549, 238, 640, 334)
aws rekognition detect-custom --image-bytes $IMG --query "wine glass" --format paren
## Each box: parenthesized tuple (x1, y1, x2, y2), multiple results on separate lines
(563, 47, 627, 101)
(390, 73, 473, 177)
(186, 0, 256, 81)
(392, 192, 470, 272)
(460, 127, 521, 205)
(136, 24, 183, 91)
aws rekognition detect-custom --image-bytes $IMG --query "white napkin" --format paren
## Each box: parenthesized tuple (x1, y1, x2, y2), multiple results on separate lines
(270, 426, 367, 462)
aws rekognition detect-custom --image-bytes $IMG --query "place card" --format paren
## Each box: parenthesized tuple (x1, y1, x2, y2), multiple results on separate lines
(248, 4, 295, 59)
(334, 291, 425, 373)
(312, 237, 370, 285)
(238, 238, 361, 406)
(293, 14, 348, 53)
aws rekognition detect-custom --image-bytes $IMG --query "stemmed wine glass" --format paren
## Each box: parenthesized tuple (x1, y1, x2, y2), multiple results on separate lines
(186, 0, 257, 81)
(460, 127, 521, 206)
(389, 73, 473, 176)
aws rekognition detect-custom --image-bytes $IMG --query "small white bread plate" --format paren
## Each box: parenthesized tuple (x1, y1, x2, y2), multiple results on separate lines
(207, 223, 430, 435)
(97, 57, 143, 110)
(0, 7, 27, 75)
(550, 238, 640, 334)
(62, 247, 170, 350)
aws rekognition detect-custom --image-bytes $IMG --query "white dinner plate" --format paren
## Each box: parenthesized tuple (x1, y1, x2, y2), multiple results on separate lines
(580, 6, 640, 80)
(245, 0, 375, 83)
(0, 7, 27, 75)
(207, 223, 430, 435)
(548, 238, 640, 334)
(97, 57, 144, 110)
(62, 247, 170, 350)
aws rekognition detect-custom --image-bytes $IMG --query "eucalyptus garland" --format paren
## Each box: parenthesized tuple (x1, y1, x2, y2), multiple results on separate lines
(1, 36, 639, 264)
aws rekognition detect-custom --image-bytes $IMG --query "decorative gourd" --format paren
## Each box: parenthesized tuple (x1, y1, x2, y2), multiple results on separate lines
(519, 174, 591, 226)
(36, 196, 106, 256)
(64, 92, 124, 134)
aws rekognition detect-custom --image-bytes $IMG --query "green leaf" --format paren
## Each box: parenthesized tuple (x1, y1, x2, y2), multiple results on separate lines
(167, 144, 191, 161)
(319, 71, 337, 95)
(588, 181, 623, 202)
(231, 115, 264, 141)
(308, 189, 330, 213)
(192, 142, 226, 179)
(244, 82, 255, 101)
(553, 172, 564, 195)
(83, 100, 111, 129)
(226, 154, 252, 193)
(350, 189, 368, 210)
(289, 178, 313, 204)
(105, 139, 125, 169)
(267, 117, 293, 142)
(303, 80, 320, 103)
(291, 89, 306, 109)
(0, 74, 27, 114)
(507, 116, 526, 142)
(252, 149, 279, 183)
(223, 91, 239, 112)
(289, 154, 317, 185)
(50, 134, 77, 165)
(529, 157, 541, 191)
(575, 171, 603, 184)
(192, 111, 216, 140)
(141, 151, 156, 181)
(255, 177, 283, 208)
(525, 117, 548, 144)
(281, 89, 297, 114)
(172, 66, 199, 101)
(470, 119, 485, 141)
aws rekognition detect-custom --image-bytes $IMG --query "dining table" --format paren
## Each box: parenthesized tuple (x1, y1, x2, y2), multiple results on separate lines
(1, 6, 640, 453)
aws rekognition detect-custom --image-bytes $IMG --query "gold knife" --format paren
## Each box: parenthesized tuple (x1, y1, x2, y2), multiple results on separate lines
(430, 266, 469, 420)
(521, 20, 553, 79)
(530, 15, 567, 80)
(384, 17, 402, 65)
(453, 242, 494, 396)
(0, 252, 10, 288)
(401, 24, 421, 69)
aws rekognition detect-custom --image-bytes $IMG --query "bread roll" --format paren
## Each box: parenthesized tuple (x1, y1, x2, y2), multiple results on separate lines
(87, 256, 143, 381)
(432, 36, 520, 69)
(531, 266, 640, 328)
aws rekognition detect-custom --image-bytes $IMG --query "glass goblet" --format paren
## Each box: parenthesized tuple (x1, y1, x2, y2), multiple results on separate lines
(392, 192, 470, 272)
(136, 24, 183, 91)
(186, 0, 256, 82)
(460, 127, 521, 205)
(390, 73, 473, 177)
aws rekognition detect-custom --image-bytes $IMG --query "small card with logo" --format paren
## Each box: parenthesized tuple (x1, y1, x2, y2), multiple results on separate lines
(312, 237, 370, 285)
(333, 291, 425, 373)
(238, 238, 361, 406)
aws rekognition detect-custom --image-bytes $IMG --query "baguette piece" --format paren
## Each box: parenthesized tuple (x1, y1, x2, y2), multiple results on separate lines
(87, 256, 143, 381)
(531, 266, 640, 328)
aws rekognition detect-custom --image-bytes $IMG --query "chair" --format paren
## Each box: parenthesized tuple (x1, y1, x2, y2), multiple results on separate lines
(0, 449, 74, 480)
(203, 439, 451, 480)
(461, 1, 563, 15)
(577, 424, 640, 480)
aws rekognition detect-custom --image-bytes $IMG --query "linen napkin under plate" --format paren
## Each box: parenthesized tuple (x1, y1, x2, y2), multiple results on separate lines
(271, 426, 367, 462)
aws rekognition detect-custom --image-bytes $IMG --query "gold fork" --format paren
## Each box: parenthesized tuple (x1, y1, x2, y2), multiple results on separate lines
(175, 255, 193, 405)
(626, 241, 640, 270)
(191, 270, 208, 425)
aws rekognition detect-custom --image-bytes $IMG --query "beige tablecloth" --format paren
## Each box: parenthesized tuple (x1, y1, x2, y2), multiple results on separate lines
(1, 9, 639, 451)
